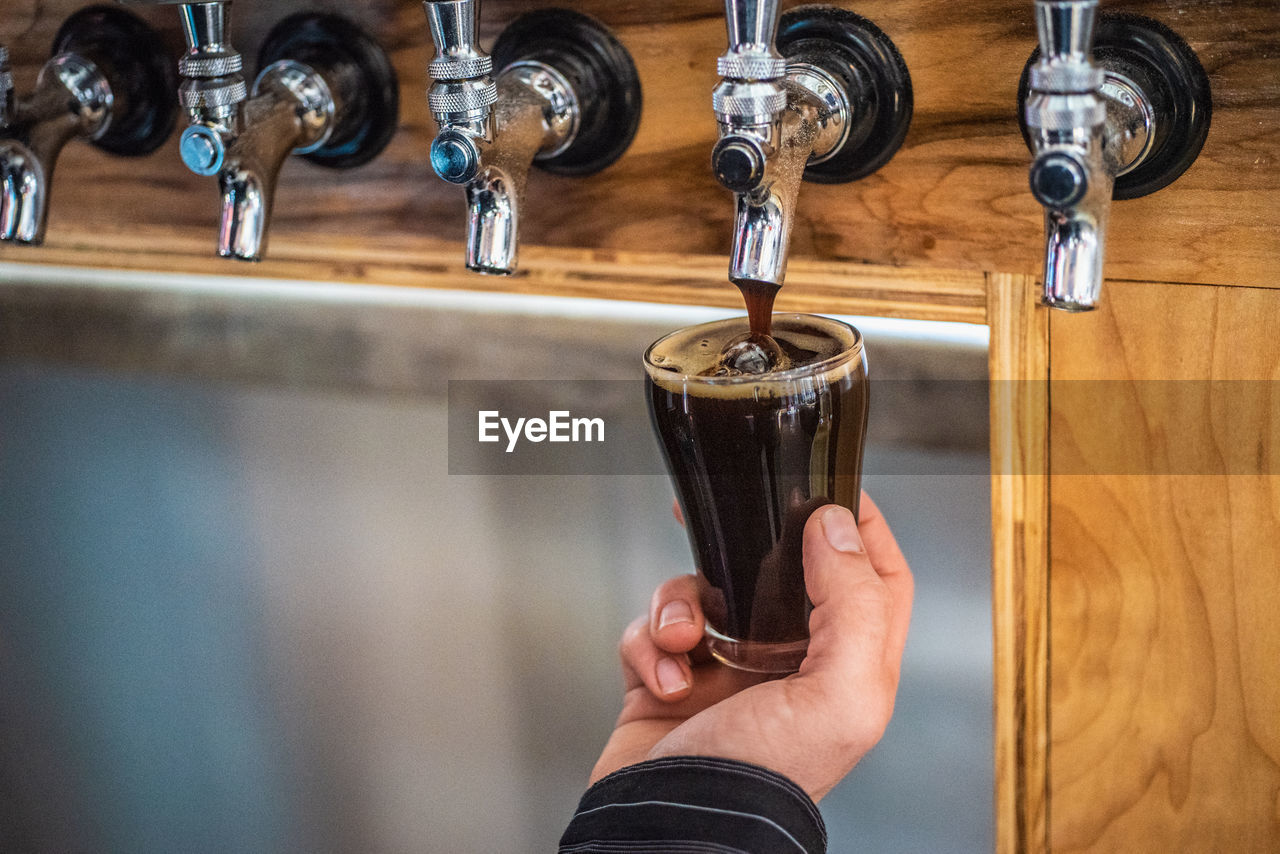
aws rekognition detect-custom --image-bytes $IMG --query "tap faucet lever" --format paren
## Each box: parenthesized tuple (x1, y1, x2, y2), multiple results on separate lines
(1019, 2, 1211, 311)
(424, 0, 497, 115)
(715, 0, 787, 115)
(712, 5, 913, 290)
(1, 7, 176, 245)
(116, 1, 248, 174)
(423, 0, 498, 185)
(711, 0, 787, 198)
(422, 6, 641, 275)
(176, 1, 247, 138)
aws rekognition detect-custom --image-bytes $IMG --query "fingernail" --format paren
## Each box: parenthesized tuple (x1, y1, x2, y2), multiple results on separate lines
(656, 657, 689, 695)
(821, 505, 864, 554)
(658, 600, 694, 630)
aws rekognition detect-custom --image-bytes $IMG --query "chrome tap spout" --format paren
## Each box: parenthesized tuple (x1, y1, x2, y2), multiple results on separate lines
(460, 66, 576, 274)
(727, 83, 842, 288)
(1025, 0, 1112, 311)
(0, 54, 112, 244)
(0, 140, 44, 244)
(214, 60, 334, 262)
(1034, 128, 1115, 311)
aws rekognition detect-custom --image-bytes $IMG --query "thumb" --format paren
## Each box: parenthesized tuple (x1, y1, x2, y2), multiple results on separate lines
(798, 505, 896, 688)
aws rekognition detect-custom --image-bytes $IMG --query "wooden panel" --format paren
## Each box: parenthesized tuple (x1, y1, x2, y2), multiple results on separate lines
(0, 227, 987, 324)
(1048, 281, 1280, 851)
(1, 0, 1277, 290)
(989, 274, 1051, 854)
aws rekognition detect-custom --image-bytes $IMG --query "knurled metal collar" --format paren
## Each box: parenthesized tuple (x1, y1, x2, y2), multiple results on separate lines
(713, 88, 787, 119)
(0, 69, 11, 94)
(1030, 62, 1105, 93)
(429, 55, 493, 81)
(180, 77, 249, 110)
(0, 46, 9, 66)
(428, 81, 498, 114)
(717, 53, 787, 80)
(180, 52, 244, 78)
(1024, 100, 1106, 131)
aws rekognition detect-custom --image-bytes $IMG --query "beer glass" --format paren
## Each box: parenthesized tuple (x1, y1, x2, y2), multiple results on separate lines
(643, 314, 869, 673)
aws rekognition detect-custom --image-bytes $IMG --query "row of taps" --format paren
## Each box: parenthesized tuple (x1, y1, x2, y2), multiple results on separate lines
(0, 0, 1210, 312)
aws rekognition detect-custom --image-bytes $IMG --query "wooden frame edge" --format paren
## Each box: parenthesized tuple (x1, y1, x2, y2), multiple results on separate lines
(0, 234, 989, 325)
(987, 272, 1050, 854)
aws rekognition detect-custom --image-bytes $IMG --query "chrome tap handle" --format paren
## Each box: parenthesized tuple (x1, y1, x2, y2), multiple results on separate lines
(712, 0, 789, 200)
(423, 0, 498, 185)
(119, 1, 247, 123)
(719, 0, 787, 81)
(175, 2, 247, 177)
(175, 3, 241, 80)
(1026, 0, 1106, 154)
(1034, 0, 1100, 67)
(176, 2, 247, 120)
(423, 1, 498, 124)
(425, 0, 491, 81)
(712, 0, 786, 128)
(117, 0, 247, 174)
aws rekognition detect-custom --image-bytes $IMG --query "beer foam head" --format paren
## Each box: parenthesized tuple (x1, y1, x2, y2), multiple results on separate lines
(644, 314, 863, 395)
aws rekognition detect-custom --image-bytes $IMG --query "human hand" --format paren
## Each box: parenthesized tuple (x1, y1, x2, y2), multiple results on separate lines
(590, 492, 913, 802)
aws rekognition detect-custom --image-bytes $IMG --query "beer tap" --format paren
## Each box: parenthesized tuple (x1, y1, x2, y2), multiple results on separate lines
(711, 1, 913, 292)
(1, 7, 175, 245)
(423, 2, 642, 275)
(1020, 0, 1211, 311)
(121, 3, 399, 261)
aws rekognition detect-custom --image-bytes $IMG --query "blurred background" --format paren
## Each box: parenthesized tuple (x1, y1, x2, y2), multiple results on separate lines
(0, 266, 992, 853)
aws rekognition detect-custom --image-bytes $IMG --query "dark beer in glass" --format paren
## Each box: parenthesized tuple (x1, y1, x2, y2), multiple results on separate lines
(644, 314, 869, 673)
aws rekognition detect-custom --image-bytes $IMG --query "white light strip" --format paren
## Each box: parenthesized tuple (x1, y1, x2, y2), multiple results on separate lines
(0, 262, 989, 348)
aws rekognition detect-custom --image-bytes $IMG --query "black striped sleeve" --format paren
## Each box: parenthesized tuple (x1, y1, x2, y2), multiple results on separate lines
(558, 756, 827, 854)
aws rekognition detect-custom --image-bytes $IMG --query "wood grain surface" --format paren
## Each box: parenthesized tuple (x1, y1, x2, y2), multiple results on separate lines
(0, 225, 988, 324)
(1, 0, 1277, 291)
(989, 274, 1051, 854)
(1048, 280, 1280, 852)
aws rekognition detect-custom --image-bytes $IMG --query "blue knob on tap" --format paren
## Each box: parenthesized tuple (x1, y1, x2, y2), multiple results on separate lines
(430, 131, 480, 184)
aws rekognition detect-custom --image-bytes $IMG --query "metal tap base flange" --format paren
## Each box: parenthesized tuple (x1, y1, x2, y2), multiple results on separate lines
(1017, 13, 1211, 200)
(491, 8, 642, 177)
(51, 5, 177, 156)
(777, 5, 913, 185)
(258, 13, 400, 170)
